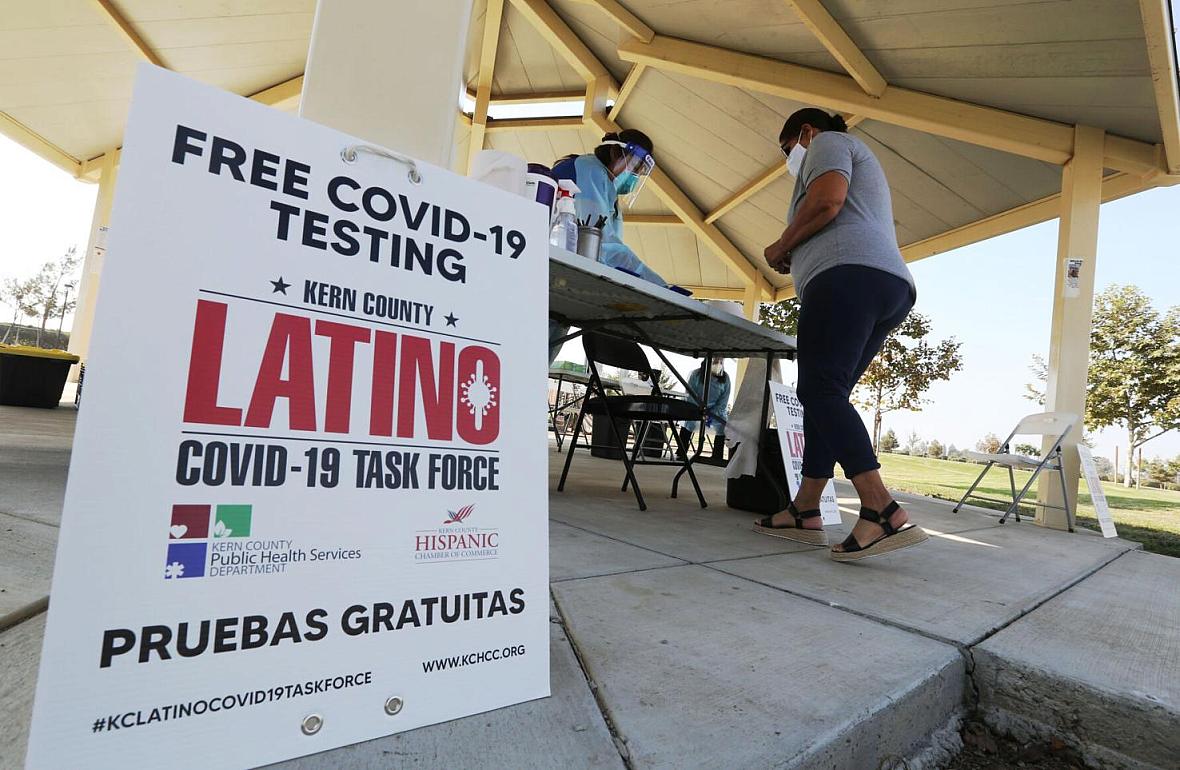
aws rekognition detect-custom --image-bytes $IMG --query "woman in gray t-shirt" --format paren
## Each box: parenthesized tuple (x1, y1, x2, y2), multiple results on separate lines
(753, 108, 928, 562)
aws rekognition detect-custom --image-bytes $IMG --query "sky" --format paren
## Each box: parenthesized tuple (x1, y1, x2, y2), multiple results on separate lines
(1, 130, 1178, 466)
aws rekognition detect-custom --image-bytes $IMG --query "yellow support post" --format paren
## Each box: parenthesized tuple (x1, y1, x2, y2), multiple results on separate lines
(67, 151, 119, 378)
(1037, 125, 1105, 529)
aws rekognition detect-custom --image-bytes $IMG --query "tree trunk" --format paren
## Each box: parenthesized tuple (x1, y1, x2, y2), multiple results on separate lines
(1136, 447, 1143, 490)
(872, 408, 882, 453)
(1124, 428, 1135, 487)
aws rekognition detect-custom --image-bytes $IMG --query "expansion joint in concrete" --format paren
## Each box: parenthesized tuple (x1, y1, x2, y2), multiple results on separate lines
(549, 588, 635, 770)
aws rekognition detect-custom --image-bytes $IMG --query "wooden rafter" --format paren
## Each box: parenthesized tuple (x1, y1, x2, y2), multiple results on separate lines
(626, 214, 685, 226)
(508, 0, 609, 81)
(784, 0, 885, 97)
(486, 116, 584, 132)
(706, 165, 786, 224)
(569, 0, 654, 42)
(617, 35, 1165, 176)
(469, 0, 506, 172)
(608, 64, 645, 121)
(509, 0, 768, 291)
(90, 0, 165, 67)
(248, 75, 303, 111)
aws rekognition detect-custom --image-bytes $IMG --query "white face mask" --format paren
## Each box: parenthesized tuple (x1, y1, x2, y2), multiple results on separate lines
(711, 363, 724, 376)
(785, 129, 809, 178)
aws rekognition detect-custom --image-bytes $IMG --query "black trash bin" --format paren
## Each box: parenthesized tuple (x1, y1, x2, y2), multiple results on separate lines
(589, 415, 632, 460)
(0, 345, 80, 408)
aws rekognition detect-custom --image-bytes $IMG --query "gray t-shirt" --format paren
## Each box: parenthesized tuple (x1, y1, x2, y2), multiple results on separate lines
(788, 131, 915, 299)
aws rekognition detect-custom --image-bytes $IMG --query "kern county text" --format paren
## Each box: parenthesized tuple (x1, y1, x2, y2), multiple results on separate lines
(99, 588, 527, 668)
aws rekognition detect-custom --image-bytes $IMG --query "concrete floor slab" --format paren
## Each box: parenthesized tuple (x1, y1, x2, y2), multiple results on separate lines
(552, 565, 964, 769)
(0, 512, 56, 630)
(271, 610, 624, 770)
(974, 551, 1180, 769)
(550, 521, 685, 582)
(0, 406, 76, 451)
(0, 614, 44, 770)
(712, 521, 1135, 646)
(0, 446, 69, 527)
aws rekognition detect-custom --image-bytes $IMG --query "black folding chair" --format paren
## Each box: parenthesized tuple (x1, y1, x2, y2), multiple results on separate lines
(557, 332, 706, 511)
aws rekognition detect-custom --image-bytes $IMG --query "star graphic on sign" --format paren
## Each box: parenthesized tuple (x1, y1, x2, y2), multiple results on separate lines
(444, 313, 459, 327)
(270, 276, 291, 294)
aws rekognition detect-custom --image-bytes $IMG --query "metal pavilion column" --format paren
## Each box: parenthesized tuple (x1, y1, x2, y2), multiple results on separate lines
(299, 0, 473, 168)
(67, 150, 118, 380)
(1036, 125, 1104, 529)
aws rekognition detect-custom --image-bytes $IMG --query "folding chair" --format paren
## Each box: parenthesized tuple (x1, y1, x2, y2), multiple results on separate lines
(953, 411, 1078, 528)
(557, 332, 706, 511)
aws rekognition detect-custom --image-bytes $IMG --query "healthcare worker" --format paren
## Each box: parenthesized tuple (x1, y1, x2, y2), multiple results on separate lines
(548, 130, 666, 363)
(678, 359, 731, 465)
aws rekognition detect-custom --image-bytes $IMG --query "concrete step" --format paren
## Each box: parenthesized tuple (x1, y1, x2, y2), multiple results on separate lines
(973, 551, 1180, 770)
(552, 564, 965, 769)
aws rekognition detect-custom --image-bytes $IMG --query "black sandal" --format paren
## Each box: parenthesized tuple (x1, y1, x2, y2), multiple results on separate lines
(753, 502, 828, 546)
(830, 501, 928, 562)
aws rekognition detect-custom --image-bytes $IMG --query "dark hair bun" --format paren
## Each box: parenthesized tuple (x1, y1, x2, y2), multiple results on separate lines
(829, 113, 848, 132)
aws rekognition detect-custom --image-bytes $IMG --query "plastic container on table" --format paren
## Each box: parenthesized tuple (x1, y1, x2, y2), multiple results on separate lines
(0, 344, 80, 408)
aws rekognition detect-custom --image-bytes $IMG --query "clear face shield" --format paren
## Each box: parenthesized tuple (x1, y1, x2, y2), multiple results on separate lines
(602, 140, 655, 208)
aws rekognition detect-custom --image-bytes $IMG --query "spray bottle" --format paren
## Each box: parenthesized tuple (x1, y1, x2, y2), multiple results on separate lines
(549, 179, 580, 252)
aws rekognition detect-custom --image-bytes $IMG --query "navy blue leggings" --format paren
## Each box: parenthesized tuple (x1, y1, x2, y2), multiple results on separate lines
(796, 265, 914, 480)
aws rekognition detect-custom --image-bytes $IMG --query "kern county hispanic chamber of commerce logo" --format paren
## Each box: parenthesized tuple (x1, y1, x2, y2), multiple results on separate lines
(413, 504, 500, 563)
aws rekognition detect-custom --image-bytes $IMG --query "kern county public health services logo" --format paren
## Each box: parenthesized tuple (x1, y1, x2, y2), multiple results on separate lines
(414, 504, 500, 563)
(164, 504, 252, 579)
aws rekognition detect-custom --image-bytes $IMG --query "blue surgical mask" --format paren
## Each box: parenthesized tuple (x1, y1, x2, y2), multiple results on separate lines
(614, 171, 640, 196)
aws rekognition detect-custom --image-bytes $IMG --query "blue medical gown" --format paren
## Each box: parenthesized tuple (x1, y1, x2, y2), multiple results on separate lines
(563, 155, 668, 286)
(683, 367, 731, 434)
(549, 154, 669, 363)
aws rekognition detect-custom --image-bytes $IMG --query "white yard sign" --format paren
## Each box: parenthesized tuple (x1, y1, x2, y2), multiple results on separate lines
(1077, 445, 1118, 538)
(26, 66, 551, 769)
(768, 382, 842, 526)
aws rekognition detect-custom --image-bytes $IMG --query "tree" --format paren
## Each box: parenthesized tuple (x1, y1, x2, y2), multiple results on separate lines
(26, 248, 79, 348)
(1025, 286, 1180, 487)
(1091, 454, 1115, 481)
(852, 313, 963, 451)
(760, 303, 964, 451)
(759, 298, 800, 336)
(927, 439, 945, 459)
(1089, 287, 1180, 486)
(0, 277, 37, 345)
(879, 428, 899, 452)
(976, 433, 1002, 454)
(904, 430, 922, 455)
(1014, 442, 1040, 457)
(1024, 354, 1047, 406)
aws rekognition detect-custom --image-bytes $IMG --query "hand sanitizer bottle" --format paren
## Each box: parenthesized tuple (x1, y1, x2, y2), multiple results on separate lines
(549, 180, 580, 252)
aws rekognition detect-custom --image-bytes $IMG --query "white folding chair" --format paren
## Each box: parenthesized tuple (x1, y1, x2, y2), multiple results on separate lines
(953, 412, 1078, 529)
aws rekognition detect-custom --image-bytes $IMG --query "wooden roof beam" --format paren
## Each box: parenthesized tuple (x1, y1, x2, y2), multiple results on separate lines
(618, 35, 1165, 176)
(568, 0, 654, 42)
(508, 0, 610, 82)
(248, 75, 303, 111)
(90, 0, 165, 68)
(784, 0, 885, 97)
(608, 64, 645, 121)
(510, 0, 767, 290)
(1137, 0, 1180, 174)
(469, 0, 507, 172)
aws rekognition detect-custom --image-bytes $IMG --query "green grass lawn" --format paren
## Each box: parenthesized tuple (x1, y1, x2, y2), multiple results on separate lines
(877, 453, 1180, 557)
